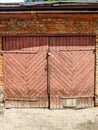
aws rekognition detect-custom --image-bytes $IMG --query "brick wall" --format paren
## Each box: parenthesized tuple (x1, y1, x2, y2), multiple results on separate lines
(0, 18, 96, 34)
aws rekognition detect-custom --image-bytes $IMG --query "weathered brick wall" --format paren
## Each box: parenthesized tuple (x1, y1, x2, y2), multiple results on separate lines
(0, 13, 98, 106)
(0, 18, 96, 34)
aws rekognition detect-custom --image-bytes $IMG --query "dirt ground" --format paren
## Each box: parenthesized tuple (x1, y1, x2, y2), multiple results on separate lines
(0, 107, 98, 130)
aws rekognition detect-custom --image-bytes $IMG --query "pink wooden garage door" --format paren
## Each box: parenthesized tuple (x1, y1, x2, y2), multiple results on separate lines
(49, 36, 95, 109)
(3, 36, 48, 108)
(3, 35, 95, 109)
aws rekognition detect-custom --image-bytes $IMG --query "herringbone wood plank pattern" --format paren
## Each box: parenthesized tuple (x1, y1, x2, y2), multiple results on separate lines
(3, 52, 48, 107)
(3, 36, 95, 108)
(49, 51, 95, 98)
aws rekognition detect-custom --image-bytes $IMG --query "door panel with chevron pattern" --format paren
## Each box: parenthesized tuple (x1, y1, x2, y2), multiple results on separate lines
(3, 36, 48, 108)
(49, 51, 94, 96)
(49, 36, 95, 109)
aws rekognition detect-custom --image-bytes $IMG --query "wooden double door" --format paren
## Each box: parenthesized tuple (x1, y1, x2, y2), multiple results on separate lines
(3, 36, 95, 109)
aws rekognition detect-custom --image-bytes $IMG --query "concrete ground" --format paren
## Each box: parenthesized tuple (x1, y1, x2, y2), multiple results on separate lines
(0, 107, 98, 130)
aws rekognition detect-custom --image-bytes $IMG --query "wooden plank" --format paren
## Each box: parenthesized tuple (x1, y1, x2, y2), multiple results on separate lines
(49, 36, 95, 109)
(3, 36, 48, 108)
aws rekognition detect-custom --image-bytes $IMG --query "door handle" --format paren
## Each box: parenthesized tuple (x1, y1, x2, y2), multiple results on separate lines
(48, 52, 54, 57)
(48, 52, 52, 56)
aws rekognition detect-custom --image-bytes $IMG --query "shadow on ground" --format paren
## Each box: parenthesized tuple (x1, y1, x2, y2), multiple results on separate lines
(76, 120, 98, 130)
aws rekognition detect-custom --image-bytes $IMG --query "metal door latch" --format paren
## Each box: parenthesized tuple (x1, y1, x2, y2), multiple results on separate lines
(48, 52, 54, 57)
